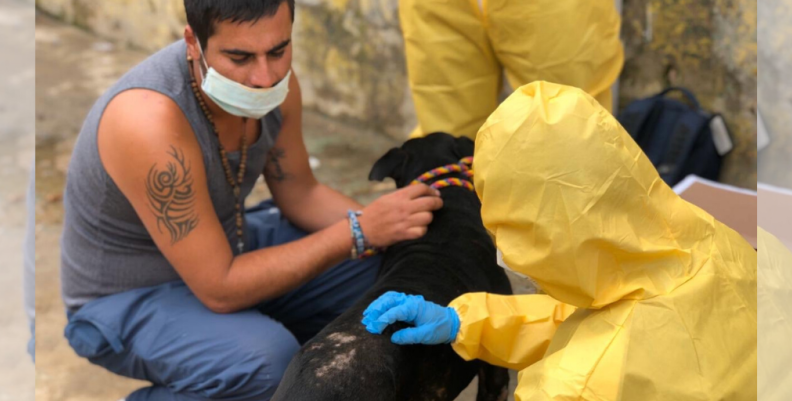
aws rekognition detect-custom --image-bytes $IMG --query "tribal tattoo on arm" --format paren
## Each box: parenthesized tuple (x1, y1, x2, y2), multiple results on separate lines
(146, 146, 199, 244)
(265, 146, 292, 182)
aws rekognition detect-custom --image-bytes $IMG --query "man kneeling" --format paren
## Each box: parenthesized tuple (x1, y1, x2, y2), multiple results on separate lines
(60, 1, 442, 400)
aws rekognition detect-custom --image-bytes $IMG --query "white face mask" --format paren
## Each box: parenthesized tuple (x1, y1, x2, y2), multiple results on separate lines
(196, 41, 291, 119)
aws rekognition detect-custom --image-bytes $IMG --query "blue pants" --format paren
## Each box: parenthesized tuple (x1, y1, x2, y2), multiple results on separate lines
(64, 201, 381, 401)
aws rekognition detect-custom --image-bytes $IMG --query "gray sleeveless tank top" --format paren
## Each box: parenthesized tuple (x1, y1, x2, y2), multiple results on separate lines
(61, 40, 282, 311)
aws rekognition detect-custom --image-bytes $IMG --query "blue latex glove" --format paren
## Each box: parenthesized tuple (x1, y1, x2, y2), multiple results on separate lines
(361, 291, 460, 345)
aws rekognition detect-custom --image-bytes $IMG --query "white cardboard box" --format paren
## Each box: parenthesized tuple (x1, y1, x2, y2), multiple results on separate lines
(673, 175, 758, 248)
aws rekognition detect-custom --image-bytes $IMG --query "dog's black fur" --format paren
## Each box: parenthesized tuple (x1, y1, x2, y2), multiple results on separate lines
(271, 133, 512, 401)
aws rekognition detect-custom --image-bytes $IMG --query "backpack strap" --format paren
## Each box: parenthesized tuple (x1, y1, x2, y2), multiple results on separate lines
(657, 87, 702, 110)
(619, 87, 700, 143)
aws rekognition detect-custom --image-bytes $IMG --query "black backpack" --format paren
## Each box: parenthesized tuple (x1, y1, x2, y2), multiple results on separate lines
(617, 87, 731, 186)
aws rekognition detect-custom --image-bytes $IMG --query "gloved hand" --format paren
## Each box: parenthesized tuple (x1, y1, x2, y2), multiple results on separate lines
(361, 291, 460, 345)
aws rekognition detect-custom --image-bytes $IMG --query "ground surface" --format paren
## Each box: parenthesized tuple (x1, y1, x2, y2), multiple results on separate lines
(34, 11, 520, 401)
(0, 0, 35, 400)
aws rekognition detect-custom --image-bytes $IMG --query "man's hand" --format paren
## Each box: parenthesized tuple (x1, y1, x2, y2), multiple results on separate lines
(358, 184, 443, 248)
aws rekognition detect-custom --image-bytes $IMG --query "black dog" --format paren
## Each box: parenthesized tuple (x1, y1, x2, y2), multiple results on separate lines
(271, 133, 512, 401)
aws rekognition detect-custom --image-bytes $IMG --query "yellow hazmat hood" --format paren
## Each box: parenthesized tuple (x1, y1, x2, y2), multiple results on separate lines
(452, 82, 755, 399)
(474, 81, 723, 309)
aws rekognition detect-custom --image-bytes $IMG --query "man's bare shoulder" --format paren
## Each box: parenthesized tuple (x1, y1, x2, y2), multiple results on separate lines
(101, 88, 193, 146)
(97, 88, 203, 193)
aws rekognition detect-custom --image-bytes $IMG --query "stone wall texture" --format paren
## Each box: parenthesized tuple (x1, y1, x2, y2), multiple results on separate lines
(36, 0, 757, 187)
(35, 0, 415, 139)
(620, 0, 757, 189)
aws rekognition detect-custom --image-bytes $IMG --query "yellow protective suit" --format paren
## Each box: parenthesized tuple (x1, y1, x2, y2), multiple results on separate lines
(399, 0, 624, 140)
(757, 227, 792, 400)
(449, 82, 757, 400)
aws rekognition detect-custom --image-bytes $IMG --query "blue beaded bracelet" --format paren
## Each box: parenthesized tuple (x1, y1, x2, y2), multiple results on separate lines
(347, 210, 377, 260)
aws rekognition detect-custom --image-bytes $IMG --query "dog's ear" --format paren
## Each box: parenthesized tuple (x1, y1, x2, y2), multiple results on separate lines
(369, 147, 408, 182)
(454, 136, 475, 158)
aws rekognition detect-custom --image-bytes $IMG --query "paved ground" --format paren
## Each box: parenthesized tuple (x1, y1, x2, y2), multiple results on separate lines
(34, 11, 520, 401)
(0, 1, 35, 400)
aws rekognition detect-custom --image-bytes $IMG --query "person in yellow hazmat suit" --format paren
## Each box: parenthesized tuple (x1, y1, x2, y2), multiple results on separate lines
(363, 81, 757, 400)
(758, 227, 792, 400)
(400, 0, 624, 140)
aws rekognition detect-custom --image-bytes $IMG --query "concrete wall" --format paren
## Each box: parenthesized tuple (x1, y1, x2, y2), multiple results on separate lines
(621, 0, 757, 189)
(36, 0, 757, 187)
(35, 0, 415, 139)
(290, 0, 413, 139)
(34, 0, 187, 51)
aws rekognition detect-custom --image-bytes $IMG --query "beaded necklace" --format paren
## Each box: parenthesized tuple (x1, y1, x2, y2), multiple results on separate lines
(187, 53, 248, 254)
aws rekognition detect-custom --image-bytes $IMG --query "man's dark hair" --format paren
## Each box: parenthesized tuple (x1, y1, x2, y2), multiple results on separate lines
(185, 0, 295, 49)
